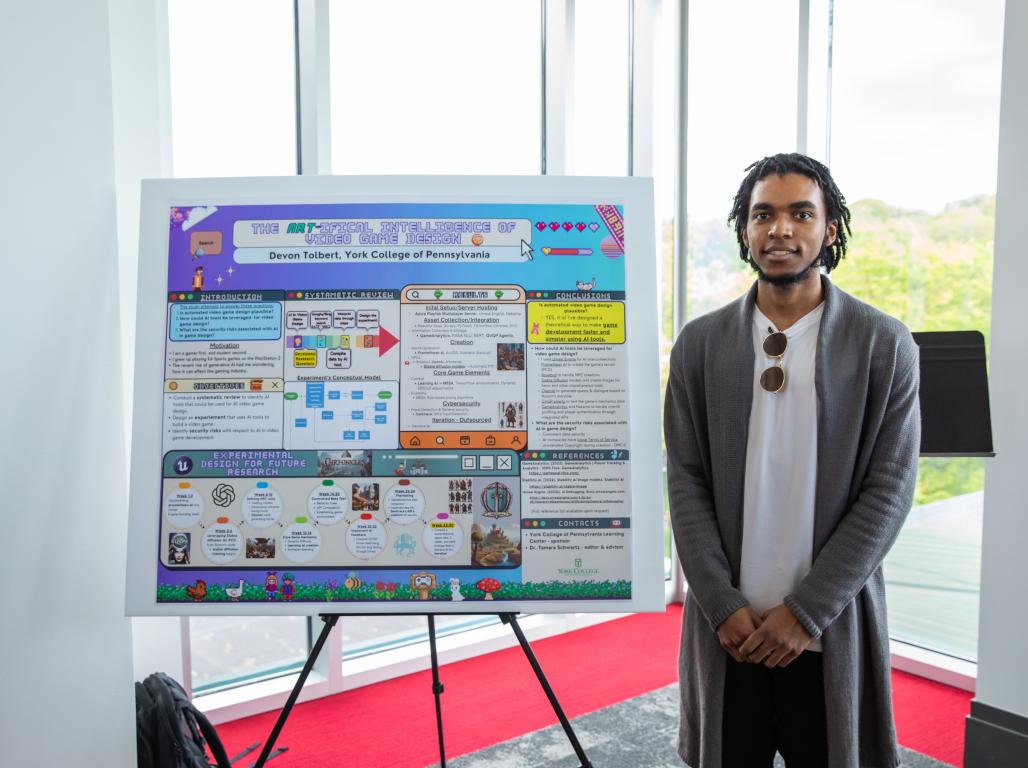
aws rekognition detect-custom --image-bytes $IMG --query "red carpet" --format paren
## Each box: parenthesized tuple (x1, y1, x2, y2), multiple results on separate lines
(893, 668, 972, 766)
(216, 603, 972, 767)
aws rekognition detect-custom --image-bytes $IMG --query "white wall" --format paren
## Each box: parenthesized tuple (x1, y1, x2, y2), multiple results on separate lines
(108, 0, 172, 440)
(975, 0, 1028, 720)
(106, 0, 189, 686)
(0, 2, 136, 764)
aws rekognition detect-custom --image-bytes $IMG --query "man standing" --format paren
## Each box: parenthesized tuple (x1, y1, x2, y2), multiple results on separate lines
(665, 153, 920, 767)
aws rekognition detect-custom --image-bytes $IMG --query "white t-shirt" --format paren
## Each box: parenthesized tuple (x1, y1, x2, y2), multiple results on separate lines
(739, 301, 824, 651)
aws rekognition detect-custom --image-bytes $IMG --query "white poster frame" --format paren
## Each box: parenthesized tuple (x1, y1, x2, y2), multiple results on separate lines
(125, 174, 662, 616)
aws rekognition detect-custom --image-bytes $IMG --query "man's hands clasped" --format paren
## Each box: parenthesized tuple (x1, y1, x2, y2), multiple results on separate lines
(716, 605, 764, 663)
(717, 604, 812, 668)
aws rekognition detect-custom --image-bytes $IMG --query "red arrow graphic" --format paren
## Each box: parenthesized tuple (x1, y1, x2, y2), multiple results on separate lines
(378, 326, 399, 356)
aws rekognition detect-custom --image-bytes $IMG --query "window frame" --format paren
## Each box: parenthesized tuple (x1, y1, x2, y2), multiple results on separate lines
(141, 0, 979, 720)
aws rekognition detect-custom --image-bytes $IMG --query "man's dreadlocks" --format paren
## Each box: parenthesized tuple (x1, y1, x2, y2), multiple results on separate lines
(727, 153, 852, 272)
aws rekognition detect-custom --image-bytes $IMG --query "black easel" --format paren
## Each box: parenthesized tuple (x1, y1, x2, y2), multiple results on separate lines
(251, 613, 592, 768)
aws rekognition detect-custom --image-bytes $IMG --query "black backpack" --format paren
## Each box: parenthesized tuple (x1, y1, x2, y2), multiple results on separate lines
(135, 672, 285, 768)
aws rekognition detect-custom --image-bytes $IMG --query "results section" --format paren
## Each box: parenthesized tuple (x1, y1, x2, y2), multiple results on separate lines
(399, 285, 527, 450)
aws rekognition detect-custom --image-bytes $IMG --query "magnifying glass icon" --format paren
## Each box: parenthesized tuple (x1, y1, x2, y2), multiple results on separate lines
(410, 290, 420, 299)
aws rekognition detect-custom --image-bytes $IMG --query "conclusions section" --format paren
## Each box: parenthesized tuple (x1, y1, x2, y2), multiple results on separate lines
(527, 294, 629, 450)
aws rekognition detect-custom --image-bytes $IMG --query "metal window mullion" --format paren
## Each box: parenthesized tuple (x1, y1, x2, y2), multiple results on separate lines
(295, 0, 332, 175)
(800, 0, 832, 163)
(797, 0, 810, 154)
(670, 0, 689, 602)
(541, 0, 547, 173)
(180, 616, 193, 697)
(673, 0, 688, 336)
(825, 0, 835, 164)
(294, 0, 341, 691)
(629, 0, 657, 179)
(327, 614, 344, 693)
(543, 0, 572, 175)
(628, 0, 635, 176)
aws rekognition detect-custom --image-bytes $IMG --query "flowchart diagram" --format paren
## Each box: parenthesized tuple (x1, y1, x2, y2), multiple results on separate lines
(283, 381, 399, 449)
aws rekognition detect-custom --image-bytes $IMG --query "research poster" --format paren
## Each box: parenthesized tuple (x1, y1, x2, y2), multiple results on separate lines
(127, 176, 662, 615)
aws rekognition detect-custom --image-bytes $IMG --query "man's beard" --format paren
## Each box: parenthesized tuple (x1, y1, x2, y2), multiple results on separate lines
(748, 248, 824, 288)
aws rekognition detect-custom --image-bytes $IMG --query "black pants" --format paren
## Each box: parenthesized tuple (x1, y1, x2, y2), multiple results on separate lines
(722, 651, 829, 767)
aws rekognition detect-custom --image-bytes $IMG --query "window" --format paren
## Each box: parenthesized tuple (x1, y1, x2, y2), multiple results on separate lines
(655, 0, 679, 579)
(341, 614, 498, 660)
(328, 0, 541, 175)
(191, 616, 309, 694)
(168, 0, 297, 177)
(326, 0, 543, 653)
(570, 0, 630, 176)
(155, 0, 992, 711)
(828, 0, 1004, 661)
(672, 0, 800, 583)
(169, 0, 309, 691)
(674, 0, 1001, 664)
(684, 0, 799, 320)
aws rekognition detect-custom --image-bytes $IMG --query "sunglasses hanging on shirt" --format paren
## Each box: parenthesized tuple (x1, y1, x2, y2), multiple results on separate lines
(760, 327, 787, 393)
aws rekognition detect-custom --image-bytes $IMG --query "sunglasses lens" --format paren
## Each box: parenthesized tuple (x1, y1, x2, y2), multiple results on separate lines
(763, 331, 787, 357)
(760, 366, 785, 393)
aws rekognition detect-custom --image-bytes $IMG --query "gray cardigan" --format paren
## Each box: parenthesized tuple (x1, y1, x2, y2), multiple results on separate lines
(665, 277, 920, 768)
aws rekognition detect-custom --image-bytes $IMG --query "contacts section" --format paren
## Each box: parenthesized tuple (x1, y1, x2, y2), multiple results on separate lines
(399, 285, 527, 450)
(163, 292, 285, 451)
(519, 450, 632, 588)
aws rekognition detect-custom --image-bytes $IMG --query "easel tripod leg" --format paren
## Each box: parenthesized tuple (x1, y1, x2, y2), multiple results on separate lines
(428, 614, 447, 767)
(253, 614, 339, 768)
(501, 613, 593, 768)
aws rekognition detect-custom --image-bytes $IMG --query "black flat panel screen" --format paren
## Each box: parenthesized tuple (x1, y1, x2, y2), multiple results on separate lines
(912, 331, 994, 457)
